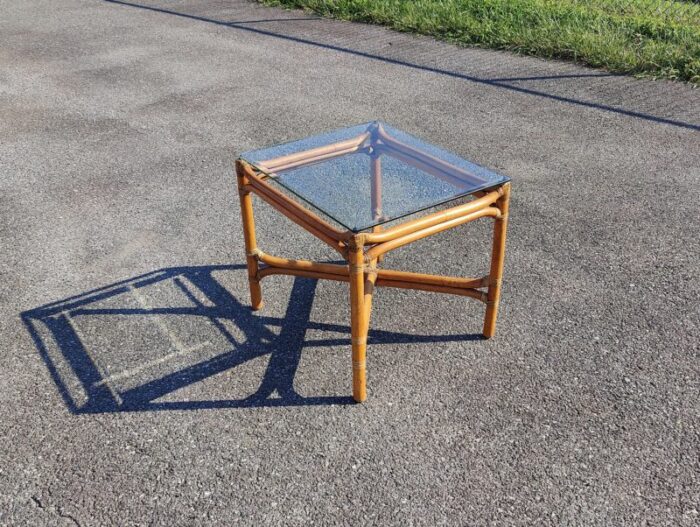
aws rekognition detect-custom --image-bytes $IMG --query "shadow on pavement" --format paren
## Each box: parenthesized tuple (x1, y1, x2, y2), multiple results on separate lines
(102, 0, 699, 132)
(22, 264, 482, 413)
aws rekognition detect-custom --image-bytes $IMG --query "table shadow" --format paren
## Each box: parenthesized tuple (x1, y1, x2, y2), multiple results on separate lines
(22, 264, 482, 413)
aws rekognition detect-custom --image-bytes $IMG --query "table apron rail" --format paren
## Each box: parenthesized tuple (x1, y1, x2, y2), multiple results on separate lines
(364, 206, 502, 261)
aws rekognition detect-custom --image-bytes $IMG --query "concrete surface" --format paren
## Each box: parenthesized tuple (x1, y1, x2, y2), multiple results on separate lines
(1, 0, 699, 525)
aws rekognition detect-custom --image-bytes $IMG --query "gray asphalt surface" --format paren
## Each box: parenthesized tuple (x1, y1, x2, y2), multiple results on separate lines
(1, 0, 699, 525)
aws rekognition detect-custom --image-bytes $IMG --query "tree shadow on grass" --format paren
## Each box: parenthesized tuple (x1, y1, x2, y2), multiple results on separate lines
(22, 265, 482, 413)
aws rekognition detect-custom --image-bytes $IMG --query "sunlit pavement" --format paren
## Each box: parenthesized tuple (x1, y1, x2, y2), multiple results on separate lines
(1, 1, 698, 524)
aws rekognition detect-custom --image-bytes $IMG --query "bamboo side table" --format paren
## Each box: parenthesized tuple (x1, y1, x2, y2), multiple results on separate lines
(236, 122, 511, 402)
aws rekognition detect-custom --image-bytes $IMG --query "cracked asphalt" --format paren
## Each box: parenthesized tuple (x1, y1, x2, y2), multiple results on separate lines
(1, 0, 698, 525)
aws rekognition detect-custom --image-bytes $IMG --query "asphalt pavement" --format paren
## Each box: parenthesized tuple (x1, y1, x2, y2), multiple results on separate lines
(1, 0, 698, 525)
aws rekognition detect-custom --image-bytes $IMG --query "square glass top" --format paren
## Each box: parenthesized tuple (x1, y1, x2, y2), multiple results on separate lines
(239, 121, 510, 232)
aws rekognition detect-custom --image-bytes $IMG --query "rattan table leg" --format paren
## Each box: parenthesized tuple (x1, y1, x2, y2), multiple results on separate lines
(370, 152, 386, 264)
(349, 236, 368, 402)
(236, 160, 263, 310)
(483, 182, 511, 338)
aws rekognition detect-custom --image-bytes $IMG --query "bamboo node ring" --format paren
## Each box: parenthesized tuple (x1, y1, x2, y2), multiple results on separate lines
(352, 336, 367, 346)
(349, 264, 364, 274)
(352, 360, 366, 369)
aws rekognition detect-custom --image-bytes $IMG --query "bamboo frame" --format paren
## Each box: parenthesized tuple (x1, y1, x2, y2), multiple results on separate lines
(235, 131, 510, 402)
(236, 162, 263, 310)
(374, 123, 487, 186)
(483, 182, 510, 338)
(258, 133, 370, 173)
(370, 151, 385, 264)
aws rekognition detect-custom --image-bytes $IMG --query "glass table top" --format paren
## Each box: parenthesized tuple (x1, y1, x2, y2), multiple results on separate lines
(240, 121, 510, 232)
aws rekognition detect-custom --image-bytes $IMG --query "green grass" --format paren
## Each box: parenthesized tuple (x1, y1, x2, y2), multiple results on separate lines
(260, 0, 700, 83)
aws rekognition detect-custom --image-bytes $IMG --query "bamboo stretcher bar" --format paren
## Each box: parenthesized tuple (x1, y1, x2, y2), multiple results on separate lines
(257, 133, 370, 172)
(365, 207, 501, 260)
(376, 268, 486, 289)
(374, 278, 486, 302)
(255, 252, 348, 276)
(255, 254, 487, 289)
(255, 252, 486, 289)
(254, 258, 487, 303)
(364, 188, 503, 244)
(258, 267, 349, 283)
(257, 267, 487, 302)
(375, 125, 487, 186)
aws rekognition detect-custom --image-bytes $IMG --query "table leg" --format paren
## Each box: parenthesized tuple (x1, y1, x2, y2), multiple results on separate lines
(349, 237, 368, 402)
(483, 183, 511, 338)
(236, 161, 263, 310)
(370, 152, 385, 264)
(370, 153, 383, 222)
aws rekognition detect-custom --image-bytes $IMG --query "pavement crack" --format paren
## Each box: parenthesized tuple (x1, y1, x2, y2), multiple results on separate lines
(57, 507, 81, 526)
(29, 495, 81, 526)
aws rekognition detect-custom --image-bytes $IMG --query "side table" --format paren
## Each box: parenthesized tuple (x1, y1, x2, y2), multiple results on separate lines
(236, 122, 511, 402)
